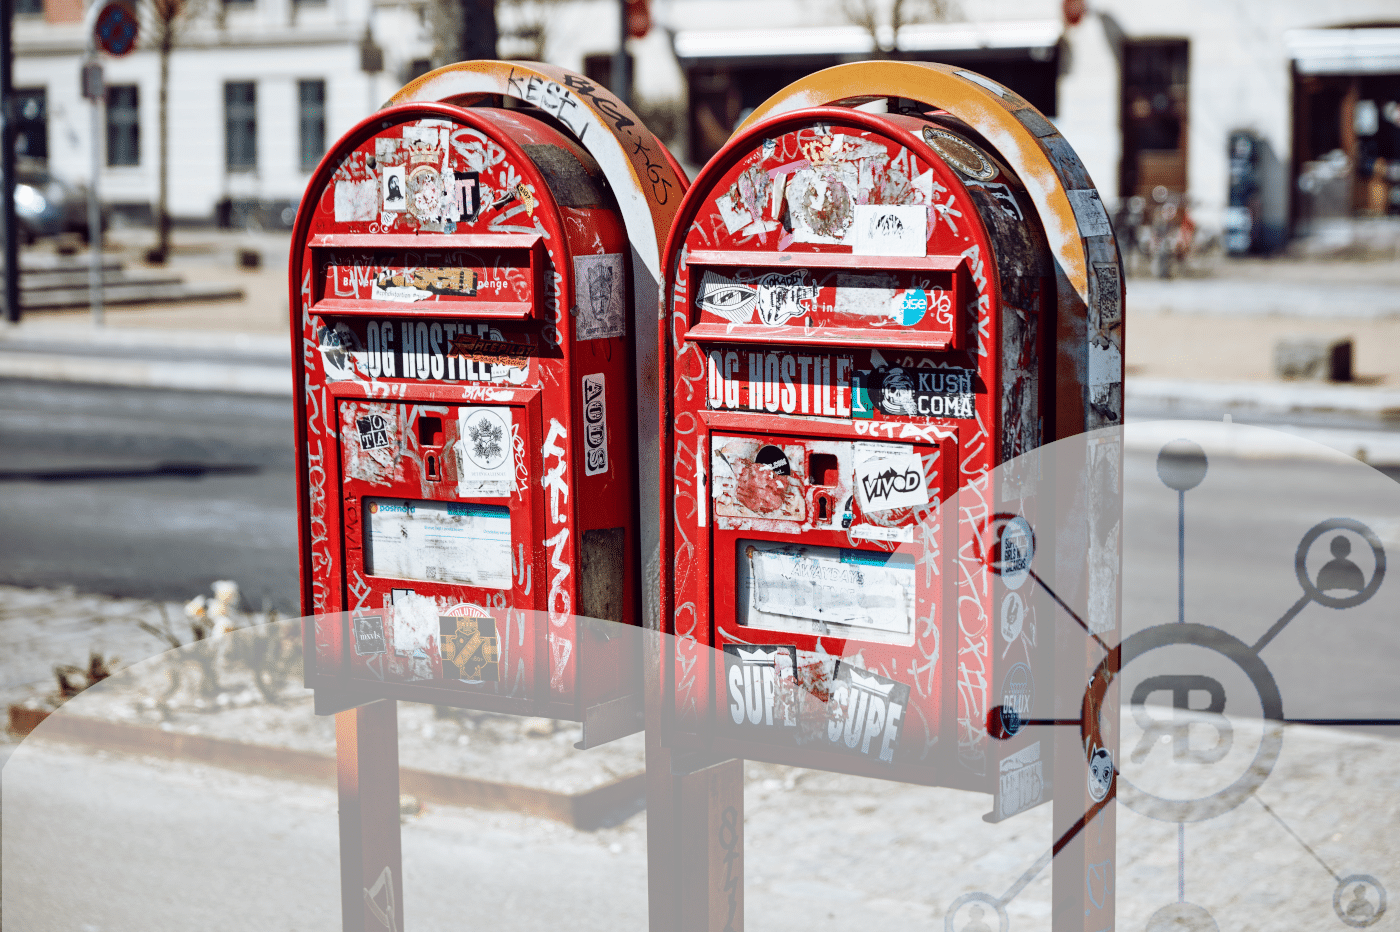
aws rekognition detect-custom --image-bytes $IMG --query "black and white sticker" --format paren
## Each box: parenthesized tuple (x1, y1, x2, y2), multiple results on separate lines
(853, 441, 928, 514)
(723, 644, 798, 729)
(352, 612, 387, 656)
(356, 413, 392, 451)
(582, 372, 608, 477)
(824, 662, 911, 764)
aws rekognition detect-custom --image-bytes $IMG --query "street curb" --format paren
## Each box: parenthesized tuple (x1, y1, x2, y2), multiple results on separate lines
(0, 352, 292, 396)
(1127, 377, 1400, 420)
(15, 710, 644, 831)
(1122, 420, 1400, 467)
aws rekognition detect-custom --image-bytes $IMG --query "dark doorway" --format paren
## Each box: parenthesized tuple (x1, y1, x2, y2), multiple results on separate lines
(1120, 40, 1189, 199)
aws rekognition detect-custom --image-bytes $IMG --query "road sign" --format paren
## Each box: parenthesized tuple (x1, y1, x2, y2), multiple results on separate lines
(95, 2, 139, 57)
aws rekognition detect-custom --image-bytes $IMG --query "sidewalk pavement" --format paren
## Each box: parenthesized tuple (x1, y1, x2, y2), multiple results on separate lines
(3, 235, 1400, 456)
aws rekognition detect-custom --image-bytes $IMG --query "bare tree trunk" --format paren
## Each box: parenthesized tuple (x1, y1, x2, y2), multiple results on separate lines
(153, 26, 172, 263)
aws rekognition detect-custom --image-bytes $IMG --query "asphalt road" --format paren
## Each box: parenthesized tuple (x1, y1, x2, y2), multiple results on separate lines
(0, 379, 299, 610)
(2, 378, 1399, 729)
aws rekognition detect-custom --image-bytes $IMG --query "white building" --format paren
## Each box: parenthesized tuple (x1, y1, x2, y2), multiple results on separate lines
(15, 0, 1400, 242)
(14, 0, 438, 226)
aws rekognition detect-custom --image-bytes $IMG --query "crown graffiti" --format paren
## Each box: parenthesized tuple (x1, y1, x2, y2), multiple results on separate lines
(736, 646, 778, 664)
(848, 670, 896, 697)
(408, 142, 441, 165)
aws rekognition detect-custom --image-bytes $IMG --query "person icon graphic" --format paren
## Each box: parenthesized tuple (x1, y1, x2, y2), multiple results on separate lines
(386, 173, 403, 204)
(961, 904, 994, 932)
(1347, 884, 1377, 923)
(1318, 535, 1367, 594)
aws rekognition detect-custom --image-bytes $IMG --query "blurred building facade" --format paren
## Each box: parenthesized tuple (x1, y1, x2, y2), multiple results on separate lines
(12, 0, 1400, 242)
(12, 0, 437, 228)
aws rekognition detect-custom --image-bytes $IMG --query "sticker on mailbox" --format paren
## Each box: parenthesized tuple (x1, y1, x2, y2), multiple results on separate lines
(456, 407, 515, 498)
(352, 612, 387, 656)
(723, 644, 799, 731)
(737, 540, 916, 643)
(823, 662, 911, 764)
(853, 442, 928, 514)
(439, 615, 499, 683)
(713, 438, 806, 522)
(364, 499, 511, 589)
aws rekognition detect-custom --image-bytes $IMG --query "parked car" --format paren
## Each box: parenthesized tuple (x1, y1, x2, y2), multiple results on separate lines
(13, 158, 106, 243)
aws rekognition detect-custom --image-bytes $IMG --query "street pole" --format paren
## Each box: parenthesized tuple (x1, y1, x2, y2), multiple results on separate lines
(83, 58, 104, 326)
(611, 0, 629, 107)
(1, 0, 20, 325)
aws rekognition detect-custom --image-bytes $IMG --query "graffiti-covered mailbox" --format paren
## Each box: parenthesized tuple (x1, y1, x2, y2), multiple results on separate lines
(291, 92, 679, 739)
(660, 65, 1124, 828)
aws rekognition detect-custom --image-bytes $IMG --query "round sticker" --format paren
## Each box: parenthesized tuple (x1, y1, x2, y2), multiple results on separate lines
(897, 289, 928, 326)
(461, 409, 509, 470)
(922, 126, 997, 181)
(754, 444, 791, 475)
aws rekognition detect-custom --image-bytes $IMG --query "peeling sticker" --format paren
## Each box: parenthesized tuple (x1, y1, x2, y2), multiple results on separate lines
(853, 203, 927, 257)
(574, 253, 626, 341)
(581, 372, 608, 477)
(714, 438, 806, 522)
(456, 407, 516, 497)
(1067, 189, 1113, 238)
(854, 441, 928, 513)
(318, 321, 363, 381)
(1088, 341, 1122, 389)
(335, 179, 378, 222)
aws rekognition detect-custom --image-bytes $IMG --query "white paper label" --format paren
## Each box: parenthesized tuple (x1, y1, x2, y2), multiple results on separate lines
(853, 204, 927, 257)
(853, 441, 928, 513)
(456, 407, 515, 498)
(739, 540, 915, 640)
(364, 499, 511, 589)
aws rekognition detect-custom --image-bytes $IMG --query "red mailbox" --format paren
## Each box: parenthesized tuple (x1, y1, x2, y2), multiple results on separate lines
(660, 65, 1123, 829)
(291, 91, 682, 739)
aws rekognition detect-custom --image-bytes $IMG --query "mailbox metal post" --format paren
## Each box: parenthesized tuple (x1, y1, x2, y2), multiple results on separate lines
(290, 61, 687, 932)
(335, 700, 404, 932)
(660, 62, 1123, 932)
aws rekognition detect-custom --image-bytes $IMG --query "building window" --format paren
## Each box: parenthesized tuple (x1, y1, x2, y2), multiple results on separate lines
(106, 85, 139, 166)
(14, 88, 47, 159)
(298, 80, 325, 173)
(225, 81, 257, 171)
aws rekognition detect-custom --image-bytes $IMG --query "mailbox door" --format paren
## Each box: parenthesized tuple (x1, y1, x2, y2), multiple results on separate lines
(293, 103, 640, 721)
(662, 106, 1054, 796)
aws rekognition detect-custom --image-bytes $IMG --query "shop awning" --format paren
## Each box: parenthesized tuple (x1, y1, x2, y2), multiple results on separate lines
(1286, 27, 1400, 75)
(673, 19, 1061, 64)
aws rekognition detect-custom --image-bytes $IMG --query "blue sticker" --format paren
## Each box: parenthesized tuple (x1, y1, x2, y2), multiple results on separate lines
(898, 289, 928, 326)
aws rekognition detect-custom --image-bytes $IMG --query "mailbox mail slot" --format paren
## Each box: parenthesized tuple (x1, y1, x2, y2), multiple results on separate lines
(292, 101, 648, 739)
(661, 105, 1057, 813)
